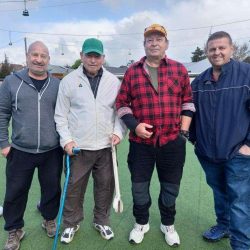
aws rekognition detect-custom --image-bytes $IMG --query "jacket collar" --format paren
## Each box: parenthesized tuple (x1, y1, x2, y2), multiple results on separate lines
(202, 59, 234, 83)
(14, 68, 51, 85)
(76, 64, 105, 78)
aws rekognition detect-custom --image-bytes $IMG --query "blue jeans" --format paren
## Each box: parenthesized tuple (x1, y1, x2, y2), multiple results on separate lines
(198, 153, 250, 250)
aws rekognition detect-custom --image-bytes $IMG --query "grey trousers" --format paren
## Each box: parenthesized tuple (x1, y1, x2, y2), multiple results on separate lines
(63, 148, 114, 228)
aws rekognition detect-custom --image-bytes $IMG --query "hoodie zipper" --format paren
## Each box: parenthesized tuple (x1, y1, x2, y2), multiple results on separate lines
(36, 78, 51, 152)
(37, 93, 41, 152)
(15, 74, 50, 153)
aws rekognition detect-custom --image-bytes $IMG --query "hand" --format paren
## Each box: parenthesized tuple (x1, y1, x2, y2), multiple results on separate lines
(239, 144, 250, 156)
(111, 134, 121, 146)
(64, 141, 77, 156)
(135, 123, 153, 139)
(1, 146, 11, 158)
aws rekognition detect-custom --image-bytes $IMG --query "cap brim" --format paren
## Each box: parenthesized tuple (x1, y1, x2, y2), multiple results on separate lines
(144, 30, 166, 37)
(83, 49, 103, 55)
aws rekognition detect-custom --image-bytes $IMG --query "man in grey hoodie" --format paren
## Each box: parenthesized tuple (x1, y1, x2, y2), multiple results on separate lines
(0, 41, 63, 250)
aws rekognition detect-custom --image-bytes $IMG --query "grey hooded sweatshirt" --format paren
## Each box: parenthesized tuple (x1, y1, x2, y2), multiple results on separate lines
(0, 68, 60, 153)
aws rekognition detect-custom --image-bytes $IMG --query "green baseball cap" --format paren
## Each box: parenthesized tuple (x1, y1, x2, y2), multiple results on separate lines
(82, 38, 104, 55)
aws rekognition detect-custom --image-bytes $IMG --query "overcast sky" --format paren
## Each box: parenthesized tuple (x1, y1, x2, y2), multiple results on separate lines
(0, 0, 249, 67)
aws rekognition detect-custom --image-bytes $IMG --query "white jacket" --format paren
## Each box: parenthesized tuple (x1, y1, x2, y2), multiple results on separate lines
(55, 65, 127, 150)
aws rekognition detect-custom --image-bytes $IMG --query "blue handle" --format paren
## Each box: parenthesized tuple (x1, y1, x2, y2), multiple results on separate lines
(72, 147, 80, 155)
(52, 148, 80, 250)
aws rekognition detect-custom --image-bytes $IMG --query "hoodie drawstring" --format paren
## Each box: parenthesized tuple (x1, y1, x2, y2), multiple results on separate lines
(15, 80, 24, 110)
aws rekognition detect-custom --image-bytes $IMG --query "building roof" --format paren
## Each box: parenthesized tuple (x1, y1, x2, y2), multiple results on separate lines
(105, 66, 128, 77)
(48, 64, 73, 74)
(183, 58, 211, 76)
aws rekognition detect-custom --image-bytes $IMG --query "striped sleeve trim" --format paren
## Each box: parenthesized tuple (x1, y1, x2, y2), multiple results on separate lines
(117, 107, 133, 118)
(182, 102, 196, 112)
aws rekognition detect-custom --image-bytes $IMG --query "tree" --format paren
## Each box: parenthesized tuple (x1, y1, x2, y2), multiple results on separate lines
(127, 59, 135, 67)
(243, 56, 250, 64)
(232, 42, 250, 61)
(71, 59, 81, 69)
(0, 54, 13, 78)
(191, 46, 206, 62)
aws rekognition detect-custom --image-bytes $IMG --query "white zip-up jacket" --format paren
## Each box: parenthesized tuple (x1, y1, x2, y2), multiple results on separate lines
(55, 65, 127, 150)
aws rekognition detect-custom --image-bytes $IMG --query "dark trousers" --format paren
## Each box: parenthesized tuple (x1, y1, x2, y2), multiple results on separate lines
(128, 136, 186, 225)
(63, 148, 114, 228)
(3, 147, 63, 231)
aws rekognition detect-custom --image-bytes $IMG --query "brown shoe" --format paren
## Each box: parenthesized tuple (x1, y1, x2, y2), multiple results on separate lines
(42, 220, 57, 238)
(4, 229, 25, 250)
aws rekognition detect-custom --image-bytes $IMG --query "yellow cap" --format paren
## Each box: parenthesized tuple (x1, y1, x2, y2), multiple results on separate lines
(144, 24, 167, 37)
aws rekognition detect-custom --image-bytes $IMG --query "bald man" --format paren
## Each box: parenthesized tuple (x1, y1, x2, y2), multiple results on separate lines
(0, 41, 63, 250)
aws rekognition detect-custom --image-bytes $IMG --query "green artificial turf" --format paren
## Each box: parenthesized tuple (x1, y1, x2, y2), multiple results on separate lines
(0, 140, 231, 250)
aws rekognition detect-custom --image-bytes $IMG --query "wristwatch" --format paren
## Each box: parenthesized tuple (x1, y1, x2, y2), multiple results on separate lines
(180, 130, 189, 140)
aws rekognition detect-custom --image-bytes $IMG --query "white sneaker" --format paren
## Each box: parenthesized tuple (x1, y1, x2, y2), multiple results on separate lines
(93, 223, 114, 240)
(0, 206, 3, 216)
(61, 225, 80, 244)
(129, 223, 150, 244)
(160, 224, 180, 246)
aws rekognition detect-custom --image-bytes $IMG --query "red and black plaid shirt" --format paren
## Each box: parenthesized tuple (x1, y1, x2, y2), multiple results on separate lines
(116, 56, 193, 146)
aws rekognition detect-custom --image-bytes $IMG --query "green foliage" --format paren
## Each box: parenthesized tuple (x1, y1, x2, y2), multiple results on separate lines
(0, 54, 13, 78)
(233, 42, 250, 61)
(243, 56, 250, 64)
(191, 46, 206, 62)
(71, 59, 81, 69)
(71, 58, 110, 69)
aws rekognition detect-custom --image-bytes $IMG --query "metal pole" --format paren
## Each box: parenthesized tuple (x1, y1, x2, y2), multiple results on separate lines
(24, 37, 28, 55)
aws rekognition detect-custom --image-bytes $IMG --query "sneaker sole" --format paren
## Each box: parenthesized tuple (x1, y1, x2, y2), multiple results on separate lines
(19, 231, 26, 241)
(129, 226, 150, 244)
(202, 233, 230, 242)
(100, 234, 114, 240)
(61, 237, 73, 244)
(160, 225, 180, 247)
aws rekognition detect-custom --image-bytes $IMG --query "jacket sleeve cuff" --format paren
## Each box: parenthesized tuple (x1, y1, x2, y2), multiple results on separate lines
(61, 138, 74, 149)
(120, 114, 139, 131)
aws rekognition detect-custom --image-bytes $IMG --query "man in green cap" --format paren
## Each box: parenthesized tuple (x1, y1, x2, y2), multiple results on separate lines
(55, 38, 126, 244)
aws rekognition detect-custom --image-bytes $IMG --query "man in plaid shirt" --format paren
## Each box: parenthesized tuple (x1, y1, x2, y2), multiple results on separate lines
(116, 23, 195, 247)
